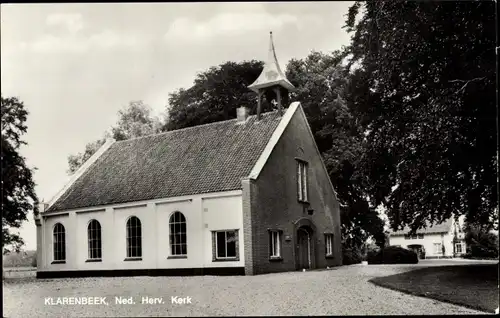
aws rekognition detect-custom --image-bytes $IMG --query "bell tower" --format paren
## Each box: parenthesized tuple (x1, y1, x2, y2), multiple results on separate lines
(248, 32, 295, 119)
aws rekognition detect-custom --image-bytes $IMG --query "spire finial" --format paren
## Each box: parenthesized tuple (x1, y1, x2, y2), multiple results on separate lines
(248, 32, 296, 120)
(248, 32, 294, 93)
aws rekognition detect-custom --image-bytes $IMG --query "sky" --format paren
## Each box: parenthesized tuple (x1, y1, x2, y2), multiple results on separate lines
(1, 2, 354, 250)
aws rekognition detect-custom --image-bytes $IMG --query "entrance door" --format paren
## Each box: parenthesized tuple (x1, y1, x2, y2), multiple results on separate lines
(297, 228, 311, 270)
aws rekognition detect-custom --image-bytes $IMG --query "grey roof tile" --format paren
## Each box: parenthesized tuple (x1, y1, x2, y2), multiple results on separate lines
(389, 218, 453, 235)
(48, 111, 282, 212)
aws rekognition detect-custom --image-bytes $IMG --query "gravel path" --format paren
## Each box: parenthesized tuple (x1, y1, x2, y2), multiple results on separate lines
(3, 263, 488, 316)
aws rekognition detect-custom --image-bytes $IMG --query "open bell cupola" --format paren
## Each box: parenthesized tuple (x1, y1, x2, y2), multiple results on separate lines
(248, 31, 295, 119)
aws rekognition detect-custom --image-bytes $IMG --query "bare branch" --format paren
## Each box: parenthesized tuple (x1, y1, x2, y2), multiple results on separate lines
(449, 77, 486, 94)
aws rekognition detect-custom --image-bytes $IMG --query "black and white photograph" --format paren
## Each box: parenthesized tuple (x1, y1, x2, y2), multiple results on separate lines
(1, 1, 498, 316)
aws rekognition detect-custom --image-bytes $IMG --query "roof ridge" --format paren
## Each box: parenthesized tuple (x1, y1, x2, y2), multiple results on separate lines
(114, 110, 279, 144)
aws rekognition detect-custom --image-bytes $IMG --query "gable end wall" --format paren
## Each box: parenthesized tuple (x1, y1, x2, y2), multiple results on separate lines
(248, 106, 342, 274)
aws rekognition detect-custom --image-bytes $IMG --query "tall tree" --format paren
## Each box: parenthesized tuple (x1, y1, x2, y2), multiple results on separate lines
(165, 60, 266, 131)
(1, 96, 39, 253)
(286, 51, 385, 248)
(67, 100, 163, 174)
(344, 1, 497, 232)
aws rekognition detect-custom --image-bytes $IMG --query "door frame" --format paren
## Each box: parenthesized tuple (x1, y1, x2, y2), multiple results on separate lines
(293, 217, 317, 271)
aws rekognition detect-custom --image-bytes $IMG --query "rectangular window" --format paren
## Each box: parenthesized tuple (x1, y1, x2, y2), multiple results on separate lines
(269, 231, 281, 258)
(433, 243, 442, 254)
(297, 160, 308, 202)
(325, 234, 334, 256)
(214, 230, 238, 260)
(455, 243, 463, 254)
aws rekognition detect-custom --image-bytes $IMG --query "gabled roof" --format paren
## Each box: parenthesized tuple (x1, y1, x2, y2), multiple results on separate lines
(47, 110, 286, 212)
(389, 218, 454, 236)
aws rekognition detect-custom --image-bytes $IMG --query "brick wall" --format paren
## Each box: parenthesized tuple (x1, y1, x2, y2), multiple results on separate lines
(245, 106, 342, 275)
(242, 179, 255, 275)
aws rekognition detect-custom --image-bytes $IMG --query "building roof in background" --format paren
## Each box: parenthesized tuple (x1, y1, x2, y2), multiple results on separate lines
(389, 218, 454, 236)
(47, 110, 283, 212)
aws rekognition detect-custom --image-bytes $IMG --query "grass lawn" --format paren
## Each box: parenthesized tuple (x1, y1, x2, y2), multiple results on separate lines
(370, 264, 499, 313)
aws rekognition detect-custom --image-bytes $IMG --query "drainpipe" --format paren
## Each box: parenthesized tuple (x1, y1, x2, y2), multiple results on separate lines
(441, 233, 445, 258)
(453, 223, 458, 258)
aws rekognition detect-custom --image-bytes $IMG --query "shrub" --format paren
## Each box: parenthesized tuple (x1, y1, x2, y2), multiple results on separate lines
(465, 224, 499, 258)
(31, 255, 37, 268)
(367, 246, 418, 264)
(342, 247, 363, 265)
(463, 252, 499, 260)
(365, 244, 380, 256)
(366, 249, 382, 264)
(467, 233, 499, 259)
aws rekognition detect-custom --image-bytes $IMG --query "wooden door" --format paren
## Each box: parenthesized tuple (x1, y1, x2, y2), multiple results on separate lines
(297, 228, 311, 270)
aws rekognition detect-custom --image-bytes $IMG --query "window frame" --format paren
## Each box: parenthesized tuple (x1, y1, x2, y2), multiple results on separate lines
(125, 216, 142, 260)
(168, 211, 187, 259)
(455, 242, 464, 254)
(212, 229, 239, 261)
(325, 233, 334, 258)
(433, 242, 442, 255)
(269, 229, 283, 260)
(52, 223, 66, 263)
(87, 219, 102, 262)
(296, 159, 309, 203)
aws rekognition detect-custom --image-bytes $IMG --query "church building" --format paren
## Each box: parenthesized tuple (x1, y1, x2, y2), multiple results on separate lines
(35, 32, 342, 278)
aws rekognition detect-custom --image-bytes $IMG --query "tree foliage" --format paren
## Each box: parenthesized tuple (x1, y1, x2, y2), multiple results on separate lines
(344, 1, 497, 232)
(464, 222, 499, 258)
(286, 51, 385, 248)
(67, 139, 107, 175)
(110, 100, 164, 141)
(67, 100, 163, 174)
(1, 96, 39, 253)
(165, 60, 269, 131)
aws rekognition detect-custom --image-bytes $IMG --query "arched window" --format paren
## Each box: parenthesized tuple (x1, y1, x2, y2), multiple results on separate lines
(126, 216, 142, 258)
(169, 212, 187, 256)
(53, 223, 66, 261)
(87, 220, 102, 260)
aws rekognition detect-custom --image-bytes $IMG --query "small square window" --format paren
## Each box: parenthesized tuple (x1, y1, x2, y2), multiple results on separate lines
(455, 242, 464, 254)
(212, 230, 239, 261)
